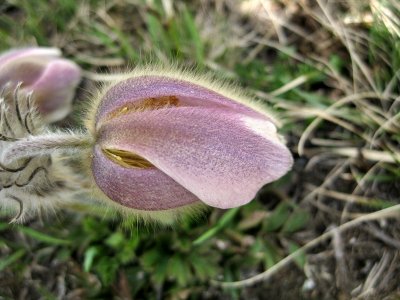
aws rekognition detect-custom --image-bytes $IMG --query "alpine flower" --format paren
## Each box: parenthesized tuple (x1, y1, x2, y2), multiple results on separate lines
(0, 47, 81, 122)
(1, 65, 293, 224)
(84, 68, 293, 220)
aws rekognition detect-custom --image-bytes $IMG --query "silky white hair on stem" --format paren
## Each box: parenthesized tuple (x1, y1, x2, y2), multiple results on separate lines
(0, 83, 87, 222)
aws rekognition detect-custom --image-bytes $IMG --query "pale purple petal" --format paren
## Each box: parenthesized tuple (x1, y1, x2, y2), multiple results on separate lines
(26, 59, 81, 115)
(92, 145, 200, 210)
(0, 47, 81, 122)
(97, 107, 293, 209)
(95, 76, 269, 126)
(0, 47, 60, 65)
(0, 57, 49, 87)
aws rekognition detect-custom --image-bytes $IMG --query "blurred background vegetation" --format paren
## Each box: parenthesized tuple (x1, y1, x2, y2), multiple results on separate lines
(1, 0, 399, 299)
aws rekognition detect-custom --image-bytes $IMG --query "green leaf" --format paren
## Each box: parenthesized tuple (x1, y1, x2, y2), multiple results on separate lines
(288, 241, 306, 269)
(329, 54, 345, 73)
(56, 248, 72, 262)
(0, 222, 9, 231)
(264, 203, 291, 232)
(282, 209, 310, 233)
(0, 249, 25, 272)
(95, 257, 119, 285)
(193, 207, 240, 245)
(222, 268, 240, 300)
(117, 236, 139, 264)
(190, 255, 217, 281)
(263, 240, 282, 269)
(90, 23, 119, 52)
(238, 211, 267, 230)
(219, 207, 241, 227)
(167, 255, 191, 286)
(153, 256, 169, 284)
(105, 232, 125, 249)
(18, 227, 71, 245)
(141, 248, 162, 270)
(182, 5, 204, 64)
(113, 28, 139, 62)
(293, 89, 330, 107)
(146, 14, 171, 51)
(83, 246, 99, 272)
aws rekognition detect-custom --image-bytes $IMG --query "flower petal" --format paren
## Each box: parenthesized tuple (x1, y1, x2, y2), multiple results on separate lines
(0, 57, 49, 87)
(92, 145, 200, 210)
(98, 107, 293, 209)
(26, 59, 81, 119)
(0, 47, 60, 65)
(0, 47, 81, 122)
(95, 76, 270, 127)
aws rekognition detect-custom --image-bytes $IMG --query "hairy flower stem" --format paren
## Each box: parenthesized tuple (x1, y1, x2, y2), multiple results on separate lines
(2, 131, 93, 162)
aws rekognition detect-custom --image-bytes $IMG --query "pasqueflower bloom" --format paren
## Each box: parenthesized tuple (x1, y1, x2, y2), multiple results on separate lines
(0, 47, 81, 122)
(1, 65, 293, 223)
(85, 69, 293, 218)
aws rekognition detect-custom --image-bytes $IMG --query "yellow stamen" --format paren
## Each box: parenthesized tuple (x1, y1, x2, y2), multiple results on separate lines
(103, 148, 154, 169)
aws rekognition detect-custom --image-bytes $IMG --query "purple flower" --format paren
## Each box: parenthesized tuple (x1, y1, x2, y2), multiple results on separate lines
(0, 47, 81, 122)
(86, 71, 293, 214)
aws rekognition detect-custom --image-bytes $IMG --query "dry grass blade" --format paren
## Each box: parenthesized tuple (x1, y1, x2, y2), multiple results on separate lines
(231, 0, 400, 296)
(371, 0, 400, 38)
(212, 204, 400, 288)
(330, 147, 400, 163)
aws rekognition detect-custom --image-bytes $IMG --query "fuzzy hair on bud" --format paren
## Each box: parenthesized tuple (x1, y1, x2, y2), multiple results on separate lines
(81, 65, 294, 224)
(0, 85, 84, 222)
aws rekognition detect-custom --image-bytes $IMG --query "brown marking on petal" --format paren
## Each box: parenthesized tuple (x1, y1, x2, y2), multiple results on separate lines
(103, 148, 154, 169)
(106, 96, 179, 121)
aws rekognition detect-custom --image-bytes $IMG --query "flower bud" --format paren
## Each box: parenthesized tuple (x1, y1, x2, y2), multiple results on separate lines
(85, 68, 293, 219)
(0, 47, 81, 122)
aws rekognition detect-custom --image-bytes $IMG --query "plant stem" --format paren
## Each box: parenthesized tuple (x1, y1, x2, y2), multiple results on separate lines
(2, 131, 93, 162)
